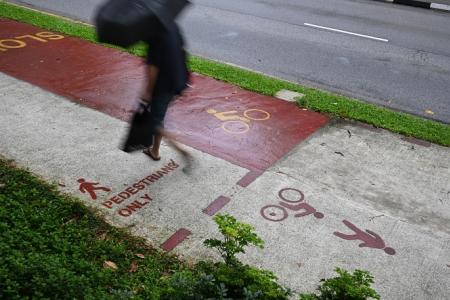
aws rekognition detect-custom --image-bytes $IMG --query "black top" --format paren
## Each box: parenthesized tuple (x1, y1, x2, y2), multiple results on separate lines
(145, 23, 188, 94)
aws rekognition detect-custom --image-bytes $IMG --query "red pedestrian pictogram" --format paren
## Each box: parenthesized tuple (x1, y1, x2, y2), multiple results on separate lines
(77, 178, 111, 200)
(333, 220, 396, 255)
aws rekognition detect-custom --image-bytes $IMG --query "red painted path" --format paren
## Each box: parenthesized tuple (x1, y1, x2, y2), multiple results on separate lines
(0, 19, 329, 176)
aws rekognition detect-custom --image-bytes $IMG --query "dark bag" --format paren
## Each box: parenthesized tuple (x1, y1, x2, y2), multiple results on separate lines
(95, 0, 189, 47)
(121, 102, 154, 152)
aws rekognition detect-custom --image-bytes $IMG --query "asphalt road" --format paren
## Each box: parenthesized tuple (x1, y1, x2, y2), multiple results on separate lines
(7, 0, 450, 123)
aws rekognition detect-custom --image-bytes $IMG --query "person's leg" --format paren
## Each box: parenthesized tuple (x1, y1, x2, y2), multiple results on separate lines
(142, 92, 171, 160)
(148, 130, 163, 160)
(148, 127, 191, 159)
(143, 93, 192, 169)
(144, 92, 175, 160)
(159, 128, 193, 173)
(160, 129, 189, 156)
(141, 65, 159, 102)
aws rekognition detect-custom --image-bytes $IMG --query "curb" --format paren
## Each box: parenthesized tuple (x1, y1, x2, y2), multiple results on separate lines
(382, 0, 450, 11)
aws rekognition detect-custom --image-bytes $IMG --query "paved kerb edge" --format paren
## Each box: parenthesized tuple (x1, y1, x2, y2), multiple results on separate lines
(381, 0, 450, 11)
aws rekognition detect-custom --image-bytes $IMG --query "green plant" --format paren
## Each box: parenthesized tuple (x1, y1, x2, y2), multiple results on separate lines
(199, 261, 291, 299)
(159, 269, 228, 299)
(160, 257, 291, 299)
(204, 214, 264, 265)
(159, 214, 291, 299)
(299, 267, 380, 300)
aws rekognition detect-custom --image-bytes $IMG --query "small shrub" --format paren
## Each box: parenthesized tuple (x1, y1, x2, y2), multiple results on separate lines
(159, 269, 228, 299)
(204, 214, 264, 266)
(160, 261, 291, 299)
(299, 267, 380, 300)
(159, 214, 291, 299)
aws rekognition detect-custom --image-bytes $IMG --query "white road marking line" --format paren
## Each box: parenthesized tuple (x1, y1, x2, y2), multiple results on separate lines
(304, 23, 389, 43)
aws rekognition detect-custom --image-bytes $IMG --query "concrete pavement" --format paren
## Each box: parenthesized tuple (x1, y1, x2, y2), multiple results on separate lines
(1, 19, 450, 299)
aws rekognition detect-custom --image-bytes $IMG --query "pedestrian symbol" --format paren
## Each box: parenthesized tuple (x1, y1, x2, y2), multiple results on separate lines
(334, 220, 396, 255)
(77, 178, 111, 200)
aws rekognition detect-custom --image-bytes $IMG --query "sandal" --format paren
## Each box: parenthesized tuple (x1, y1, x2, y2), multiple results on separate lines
(143, 148, 161, 161)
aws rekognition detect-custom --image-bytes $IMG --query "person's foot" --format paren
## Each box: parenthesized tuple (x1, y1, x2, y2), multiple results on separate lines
(181, 152, 194, 174)
(143, 148, 161, 161)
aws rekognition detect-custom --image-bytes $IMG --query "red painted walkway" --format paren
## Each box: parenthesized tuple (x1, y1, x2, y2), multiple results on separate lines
(0, 19, 328, 175)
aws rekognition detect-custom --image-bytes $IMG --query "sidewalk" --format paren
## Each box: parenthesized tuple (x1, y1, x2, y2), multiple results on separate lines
(392, 0, 450, 4)
(1, 19, 449, 299)
(379, 0, 450, 11)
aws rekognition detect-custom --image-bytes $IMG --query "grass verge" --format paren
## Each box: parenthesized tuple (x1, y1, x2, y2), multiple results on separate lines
(0, 158, 179, 299)
(1, 0, 449, 146)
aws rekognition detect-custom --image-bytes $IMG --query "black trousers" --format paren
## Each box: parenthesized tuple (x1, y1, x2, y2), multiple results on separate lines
(149, 91, 175, 132)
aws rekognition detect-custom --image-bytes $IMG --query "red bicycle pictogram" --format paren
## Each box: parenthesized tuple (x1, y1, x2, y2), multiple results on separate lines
(260, 188, 324, 222)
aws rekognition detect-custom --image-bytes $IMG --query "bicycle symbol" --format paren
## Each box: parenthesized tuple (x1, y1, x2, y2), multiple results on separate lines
(260, 188, 324, 222)
(207, 108, 271, 134)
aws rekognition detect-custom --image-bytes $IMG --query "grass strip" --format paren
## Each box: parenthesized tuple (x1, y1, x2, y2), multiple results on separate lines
(0, 157, 180, 299)
(1, 1, 449, 146)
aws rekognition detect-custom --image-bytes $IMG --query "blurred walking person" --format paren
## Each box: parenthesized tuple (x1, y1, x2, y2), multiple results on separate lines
(140, 20, 190, 163)
(95, 0, 192, 169)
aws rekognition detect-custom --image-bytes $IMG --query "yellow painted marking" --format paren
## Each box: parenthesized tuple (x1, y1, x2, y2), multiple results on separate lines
(0, 32, 64, 54)
(207, 107, 270, 134)
(207, 108, 250, 123)
(36, 32, 64, 40)
(16, 34, 47, 43)
(243, 109, 271, 121)
(0, 39, 26, 49)
(221, 121, 250, 134)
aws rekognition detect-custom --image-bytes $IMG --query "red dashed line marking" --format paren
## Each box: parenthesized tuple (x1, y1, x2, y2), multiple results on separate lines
(203, 196, 231, 216)
(161, 228, 191, 251)
(237, 170, 264, 187)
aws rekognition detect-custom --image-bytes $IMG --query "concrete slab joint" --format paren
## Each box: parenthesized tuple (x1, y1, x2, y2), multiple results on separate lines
(275, 89, 305, 102)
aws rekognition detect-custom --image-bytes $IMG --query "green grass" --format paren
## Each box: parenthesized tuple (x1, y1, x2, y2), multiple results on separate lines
(0, 158, 180, 299)
(1, 0, 449, 146)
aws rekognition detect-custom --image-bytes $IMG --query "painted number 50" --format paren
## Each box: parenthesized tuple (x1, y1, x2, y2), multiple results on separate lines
(0, 31, 64, 52)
